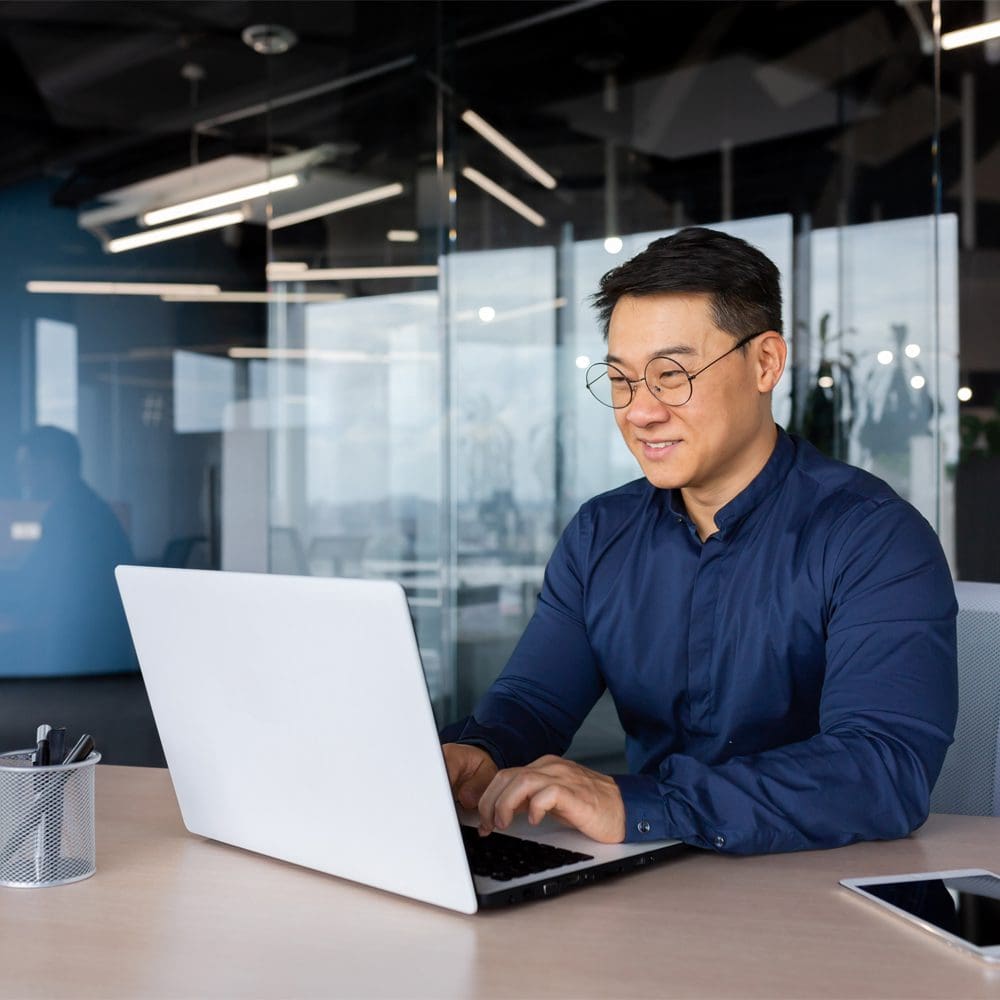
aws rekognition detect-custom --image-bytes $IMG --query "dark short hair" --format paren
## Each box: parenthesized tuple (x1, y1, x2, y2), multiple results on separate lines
(20, 425, 82, 477)
(592, 227, 783, 340)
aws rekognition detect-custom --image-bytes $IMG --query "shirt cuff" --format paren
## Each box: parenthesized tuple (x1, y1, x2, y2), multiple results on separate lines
(613, 773, 671, 842)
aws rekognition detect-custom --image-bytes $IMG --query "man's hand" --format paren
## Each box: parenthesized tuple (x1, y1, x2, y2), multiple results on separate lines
(442, 743, 499, 809)
(477, 755, 626, 844)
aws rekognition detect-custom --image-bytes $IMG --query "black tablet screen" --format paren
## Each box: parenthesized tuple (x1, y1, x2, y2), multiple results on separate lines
(863, 874, 1000, 947)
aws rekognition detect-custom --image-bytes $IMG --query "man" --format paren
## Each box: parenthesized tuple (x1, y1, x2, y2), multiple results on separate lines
(443, 227, 957, 854)
(0, 425, 135, 675)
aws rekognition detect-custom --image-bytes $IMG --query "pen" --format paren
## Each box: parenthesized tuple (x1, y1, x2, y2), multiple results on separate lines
(61, 734, 94, 766)
(34, 724, 51, 767)
(48, 727, 66, 766)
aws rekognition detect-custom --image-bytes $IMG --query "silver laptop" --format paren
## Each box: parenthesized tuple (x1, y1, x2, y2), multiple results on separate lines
(115, 566, 683, 913)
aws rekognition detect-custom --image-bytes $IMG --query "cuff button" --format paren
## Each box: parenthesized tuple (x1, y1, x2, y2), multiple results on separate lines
(637, 820, 651, 834)
(714, 835, 726, 848)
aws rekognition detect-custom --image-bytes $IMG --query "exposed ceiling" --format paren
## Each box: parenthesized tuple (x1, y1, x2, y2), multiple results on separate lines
(0, 0, 997, 248)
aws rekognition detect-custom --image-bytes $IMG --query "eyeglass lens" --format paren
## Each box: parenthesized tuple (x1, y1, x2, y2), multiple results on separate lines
(586, 356, 691, 408)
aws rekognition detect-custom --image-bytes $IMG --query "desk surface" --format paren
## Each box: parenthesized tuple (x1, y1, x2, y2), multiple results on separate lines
(2, 766, 1000, 999)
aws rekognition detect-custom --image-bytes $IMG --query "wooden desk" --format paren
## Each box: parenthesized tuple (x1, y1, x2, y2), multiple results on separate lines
(2, 766, 1000, 999)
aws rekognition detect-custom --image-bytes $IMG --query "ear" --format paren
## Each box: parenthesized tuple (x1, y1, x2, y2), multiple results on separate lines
(754, 332, 786, 393)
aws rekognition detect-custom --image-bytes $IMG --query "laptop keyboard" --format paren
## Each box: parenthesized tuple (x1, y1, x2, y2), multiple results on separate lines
(461, 824, 594, 882)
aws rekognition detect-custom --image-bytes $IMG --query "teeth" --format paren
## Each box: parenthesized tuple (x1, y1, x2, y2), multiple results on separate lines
(645, 441, 676, 449)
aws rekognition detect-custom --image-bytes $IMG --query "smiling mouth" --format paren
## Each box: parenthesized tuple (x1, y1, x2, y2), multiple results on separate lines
(640, 440, 680, 450)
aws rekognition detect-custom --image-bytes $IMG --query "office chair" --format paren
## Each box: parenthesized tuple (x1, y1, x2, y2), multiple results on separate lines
(930, 581, 1000, 816)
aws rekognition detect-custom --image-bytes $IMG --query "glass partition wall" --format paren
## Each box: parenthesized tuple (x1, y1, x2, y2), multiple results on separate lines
(0, 1, 993, 764)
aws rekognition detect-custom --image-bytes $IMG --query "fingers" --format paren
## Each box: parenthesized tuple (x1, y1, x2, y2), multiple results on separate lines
(441, 743, 498, 809)
(477, 756, 626, 844)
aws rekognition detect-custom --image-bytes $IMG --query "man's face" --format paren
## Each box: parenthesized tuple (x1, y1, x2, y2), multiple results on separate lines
(607, 292, 775, 500)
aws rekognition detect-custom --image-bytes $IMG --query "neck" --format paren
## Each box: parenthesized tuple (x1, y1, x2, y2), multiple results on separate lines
(681, 421, 779, 542)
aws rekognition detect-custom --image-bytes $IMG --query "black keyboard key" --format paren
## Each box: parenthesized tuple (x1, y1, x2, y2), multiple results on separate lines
(461, 825, 594, 880)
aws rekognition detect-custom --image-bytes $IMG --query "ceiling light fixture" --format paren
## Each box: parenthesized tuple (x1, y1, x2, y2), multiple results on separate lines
(26, 280, 222, 296)
(454, 297, 567, 323)
(228, 347, 437, 363)
(161, 291, 346, 303)
(290, 265, 439, 281)
(106, 211, 245, 253)
(241, 23, 298, 56)
(141, 174, 299, 226)
(460, 167, 546, 227)
(387, 229, 420, 242)
(460, 110, 558, 189)
(941, 17, 1000, 50)
(266, 261, 309, 278)
(269, 182, 405, 230)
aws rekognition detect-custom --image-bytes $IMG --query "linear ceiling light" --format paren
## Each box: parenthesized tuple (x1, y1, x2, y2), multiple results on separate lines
(230, 348, 369, 361)
(455, 297, 568, 323)
(26, 280, 222, 296)
(941, 17, 1000, 49)
(269, 182, 405, 230)
(228, 347, 437, 363)
(161, 291, 345, 303)
(266, 261, 310, 278)
(106, 211, 245, 254)
(141, 174, 299, 226)
(460, 167, 546, 227)
(387, 229, 419, 242)
(461, 110, 558, 190)
(291, 265, 439, 280)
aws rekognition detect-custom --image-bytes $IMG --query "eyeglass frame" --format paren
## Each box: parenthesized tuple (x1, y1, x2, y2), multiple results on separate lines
(585, 329, 769, 409)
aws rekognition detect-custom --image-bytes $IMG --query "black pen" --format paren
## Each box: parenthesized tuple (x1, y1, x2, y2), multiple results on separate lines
(48, 727, 66, 766)
(34, 724, 51, 767)
(61, 734, 94, 766)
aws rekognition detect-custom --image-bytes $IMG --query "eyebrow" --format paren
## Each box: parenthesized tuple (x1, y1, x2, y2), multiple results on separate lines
(605, 344, 699, 365)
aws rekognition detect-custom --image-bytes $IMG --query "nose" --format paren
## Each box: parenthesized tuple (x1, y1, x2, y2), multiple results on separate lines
(624, 379, 672, 426)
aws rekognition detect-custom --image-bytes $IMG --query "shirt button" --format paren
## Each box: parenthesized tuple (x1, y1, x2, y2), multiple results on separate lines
(714, 835, 726, 849)
(637, 820, 651, 834)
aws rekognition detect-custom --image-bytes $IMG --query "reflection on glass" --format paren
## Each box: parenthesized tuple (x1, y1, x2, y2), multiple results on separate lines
(807, 216, 959, 565)
(0, 427, 135, 677)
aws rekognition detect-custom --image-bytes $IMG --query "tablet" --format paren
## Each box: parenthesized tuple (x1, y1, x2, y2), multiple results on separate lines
(840, 869, 1000, 963)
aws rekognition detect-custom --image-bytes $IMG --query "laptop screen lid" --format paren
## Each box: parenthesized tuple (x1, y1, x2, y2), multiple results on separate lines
(115, 566, 479, 914)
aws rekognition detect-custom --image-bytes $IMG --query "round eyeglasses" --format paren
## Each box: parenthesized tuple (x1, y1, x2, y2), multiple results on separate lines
(585, 330, 766, 409)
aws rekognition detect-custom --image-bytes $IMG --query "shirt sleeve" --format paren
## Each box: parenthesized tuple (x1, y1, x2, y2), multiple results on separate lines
(456, 509, 606, 768)
(615, 499, 958, 854)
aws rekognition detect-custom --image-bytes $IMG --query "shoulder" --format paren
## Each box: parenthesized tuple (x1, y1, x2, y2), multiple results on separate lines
(576, 478, 661, 533)
(549, 478, 664, 571)
(786, 434, 910, 528)
(581, 476, 655, 508)
(785, 437, 951, 601)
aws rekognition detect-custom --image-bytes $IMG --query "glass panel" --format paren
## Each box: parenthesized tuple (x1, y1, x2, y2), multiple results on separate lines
(1, 1, 991, 767)
(447, 1, 957, 760)
(263, 57, 448, 706)
(805, 215, 960, 565)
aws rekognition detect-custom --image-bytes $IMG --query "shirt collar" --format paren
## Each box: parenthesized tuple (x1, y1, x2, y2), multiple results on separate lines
(666, 427, 795, 538)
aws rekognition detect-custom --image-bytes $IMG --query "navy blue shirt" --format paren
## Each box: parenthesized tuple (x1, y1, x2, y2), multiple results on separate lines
(457, 430, 958, 854)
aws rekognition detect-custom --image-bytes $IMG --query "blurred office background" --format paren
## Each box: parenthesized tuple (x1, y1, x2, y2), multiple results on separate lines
(0, 0, 996, 765)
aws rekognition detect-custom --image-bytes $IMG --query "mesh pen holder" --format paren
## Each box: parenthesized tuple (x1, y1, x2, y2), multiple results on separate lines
(0, 749, 100, 888)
